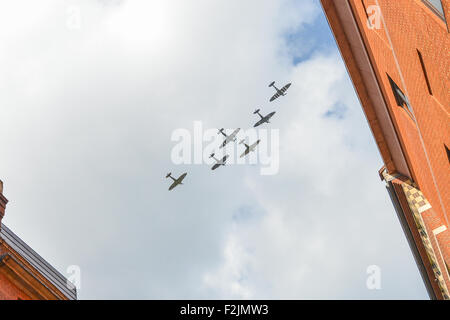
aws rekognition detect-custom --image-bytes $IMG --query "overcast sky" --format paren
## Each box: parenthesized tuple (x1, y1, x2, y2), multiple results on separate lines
(0, 0, 428, 299)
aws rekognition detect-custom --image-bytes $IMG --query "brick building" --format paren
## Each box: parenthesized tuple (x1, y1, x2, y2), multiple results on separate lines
(0, 180, 76, 300)
(320, 0, 449, 299)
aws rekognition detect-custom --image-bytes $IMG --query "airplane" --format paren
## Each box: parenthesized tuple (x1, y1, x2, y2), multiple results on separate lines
(253, 109, 276, 127)
(209, 153, 229, 170)
(269, 81, 291, 102)
(239, 139, 261, 158)
(166, 172, 187, 191)
(218, 128, 240, 148)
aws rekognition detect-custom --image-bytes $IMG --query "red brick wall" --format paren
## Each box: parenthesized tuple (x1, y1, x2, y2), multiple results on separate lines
(321, 0, 449, 298)
(0, 272, 31, 300)
(350, 0, 449, 220)
(348, 0, 450, 292)
(0, 185, 31, 300)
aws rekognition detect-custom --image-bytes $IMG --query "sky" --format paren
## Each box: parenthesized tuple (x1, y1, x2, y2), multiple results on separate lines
(0, 0, 429, 299)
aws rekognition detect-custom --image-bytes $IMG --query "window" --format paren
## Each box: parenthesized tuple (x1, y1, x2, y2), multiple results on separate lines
(417, 50, 433, 95)
(445, 145, 450, 164)
(422, 0, 446, 21)
(387, 74, 414, 118)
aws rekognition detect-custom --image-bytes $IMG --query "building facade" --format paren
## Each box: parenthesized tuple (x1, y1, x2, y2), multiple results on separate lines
(0, 180, 76, 300)
(320, 0, 449, 299)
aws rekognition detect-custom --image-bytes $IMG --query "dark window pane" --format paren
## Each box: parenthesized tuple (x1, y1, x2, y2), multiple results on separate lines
(445, 145, 450, 164)
(387, 74, 414, 119)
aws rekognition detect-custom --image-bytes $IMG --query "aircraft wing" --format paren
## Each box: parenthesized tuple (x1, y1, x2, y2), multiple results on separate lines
(220, 140, 227, 148)
(178, 173, 187, 182)
(270, 92, 281, 102)
(221, 137, 232, 148)
(169, 182, 178, 191)
(281, 83, 291, 93)
(240, 149, 250, 158)
(254, 120, 262, 127)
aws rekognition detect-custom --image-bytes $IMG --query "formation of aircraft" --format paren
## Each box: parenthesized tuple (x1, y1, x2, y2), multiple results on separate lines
(166, 80, 290, 190)
(166, 172, 187, 191)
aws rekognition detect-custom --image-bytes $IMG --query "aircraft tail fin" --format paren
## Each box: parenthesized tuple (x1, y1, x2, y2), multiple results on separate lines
(253, 109, 260, 114)
(269, 81, 275, 87)
(218, 128, 224, 135)
(209, 153, 215, 158)
(165, 173, 171, 178)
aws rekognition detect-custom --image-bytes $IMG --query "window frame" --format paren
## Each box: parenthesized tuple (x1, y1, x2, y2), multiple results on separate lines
(386, 74, 414, 119)
(387, 74, 415, 120)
